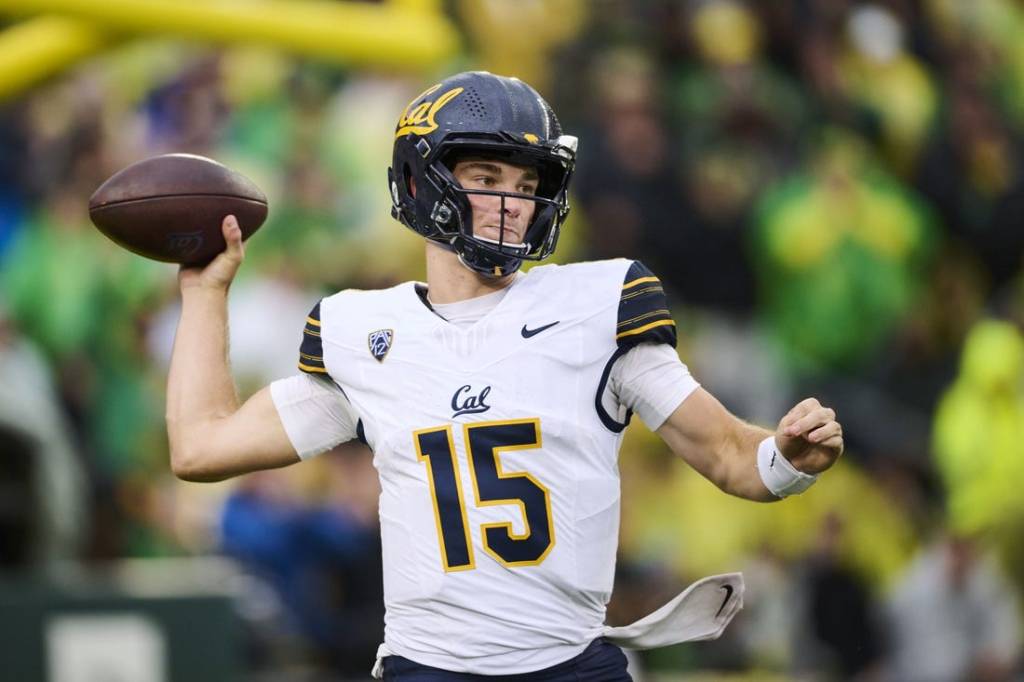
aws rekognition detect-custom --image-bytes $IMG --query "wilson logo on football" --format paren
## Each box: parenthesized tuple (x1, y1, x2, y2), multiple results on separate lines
(395, 85, 463, 138)
(167, 231, 204, 258)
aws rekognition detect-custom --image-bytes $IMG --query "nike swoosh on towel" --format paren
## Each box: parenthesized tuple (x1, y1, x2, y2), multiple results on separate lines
(716, 584, 734, 618)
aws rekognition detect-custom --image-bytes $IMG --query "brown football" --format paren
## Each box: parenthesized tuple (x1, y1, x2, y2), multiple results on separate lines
(88, 153, 268, 265)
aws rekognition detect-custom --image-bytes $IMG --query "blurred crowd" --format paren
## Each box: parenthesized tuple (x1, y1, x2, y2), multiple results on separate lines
(1, 0, 1024, 680)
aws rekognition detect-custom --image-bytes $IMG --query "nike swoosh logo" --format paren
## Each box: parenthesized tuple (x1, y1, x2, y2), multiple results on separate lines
(521, 321, 560, 338)
(716, 584, 734, 618)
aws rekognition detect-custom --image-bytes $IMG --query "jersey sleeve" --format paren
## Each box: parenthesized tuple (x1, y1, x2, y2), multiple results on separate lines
(616, 261, 677, 349)
(269, 373, 359, 459)
(298, 301, 327, 375)
(607, 343, 700, 430)
(595, 261, 682, 432)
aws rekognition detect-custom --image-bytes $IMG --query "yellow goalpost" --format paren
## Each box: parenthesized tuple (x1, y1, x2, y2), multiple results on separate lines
(0, 0, 460, 99)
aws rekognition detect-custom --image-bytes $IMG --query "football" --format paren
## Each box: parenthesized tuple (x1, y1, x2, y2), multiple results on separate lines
(88, 153, 268, 265)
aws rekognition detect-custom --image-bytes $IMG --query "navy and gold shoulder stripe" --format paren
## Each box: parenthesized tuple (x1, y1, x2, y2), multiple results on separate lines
(616, 261, 676, 348)
(298, 301, 327, 374)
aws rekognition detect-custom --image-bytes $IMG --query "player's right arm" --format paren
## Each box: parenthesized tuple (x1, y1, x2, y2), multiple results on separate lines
(166, 215, 300, 482)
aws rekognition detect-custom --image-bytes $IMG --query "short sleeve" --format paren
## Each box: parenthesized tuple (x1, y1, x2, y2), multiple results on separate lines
(617, 261, 677, 348)
(606, 343, 700, 430)
(269, 373, 359, 459)
(298, 301, 327, 375)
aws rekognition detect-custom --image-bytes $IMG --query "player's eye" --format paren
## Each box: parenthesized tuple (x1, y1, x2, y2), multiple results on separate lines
(519, 183, 537, 195)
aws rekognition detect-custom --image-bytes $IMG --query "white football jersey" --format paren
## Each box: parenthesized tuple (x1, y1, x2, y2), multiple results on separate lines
(288, 258, 685, 673)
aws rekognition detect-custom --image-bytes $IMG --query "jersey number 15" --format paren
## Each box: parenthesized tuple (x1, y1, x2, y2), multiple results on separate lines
(414, 418, 554, 571)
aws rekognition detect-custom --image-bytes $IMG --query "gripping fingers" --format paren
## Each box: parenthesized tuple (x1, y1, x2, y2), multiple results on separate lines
(222, 215, 244, 259)
(780, 398, 821, 432)
(807, 420, 841, 444)
(785, 406, 836, 438)
(179, 215, 246, 291)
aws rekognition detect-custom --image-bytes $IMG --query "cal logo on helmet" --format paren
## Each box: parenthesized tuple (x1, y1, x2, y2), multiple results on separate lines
(395, 85, 464, 138)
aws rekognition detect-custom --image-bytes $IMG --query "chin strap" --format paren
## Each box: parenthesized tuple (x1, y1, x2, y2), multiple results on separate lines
(456, 252, 517, 278)
(454, 237, 525, 278)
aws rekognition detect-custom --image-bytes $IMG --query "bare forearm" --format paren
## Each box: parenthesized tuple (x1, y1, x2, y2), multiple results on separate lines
(161, 217, 300, 482)
(657, 389, 778, 502)
(715, 421, 777, 502)
(166, 287, 239, 455)
(658, 388, 843, 503)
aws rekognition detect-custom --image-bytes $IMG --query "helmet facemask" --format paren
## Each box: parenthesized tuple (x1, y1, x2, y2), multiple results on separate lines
(415, 139, 575, 277)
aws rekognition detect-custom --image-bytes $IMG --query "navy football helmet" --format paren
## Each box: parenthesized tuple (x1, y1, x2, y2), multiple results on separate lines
(388, 71, 578, 277)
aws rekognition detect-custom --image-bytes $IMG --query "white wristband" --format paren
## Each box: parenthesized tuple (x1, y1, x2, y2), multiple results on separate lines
(757, 436, 818, 498)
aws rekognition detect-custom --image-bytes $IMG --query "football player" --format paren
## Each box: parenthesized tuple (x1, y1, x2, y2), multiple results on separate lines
(166, 71, 843, 680)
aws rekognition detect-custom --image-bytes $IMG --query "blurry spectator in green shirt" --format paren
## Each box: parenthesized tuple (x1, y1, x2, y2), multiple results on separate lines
(751, 128, 937, 377)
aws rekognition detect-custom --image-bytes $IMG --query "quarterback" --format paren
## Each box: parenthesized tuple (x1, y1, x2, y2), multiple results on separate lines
(166, 71, 843, 680)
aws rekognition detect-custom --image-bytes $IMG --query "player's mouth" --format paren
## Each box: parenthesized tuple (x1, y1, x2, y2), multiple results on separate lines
(478, 224, 524, 244)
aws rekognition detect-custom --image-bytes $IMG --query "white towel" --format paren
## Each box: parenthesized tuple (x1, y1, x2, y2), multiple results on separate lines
(602, 572, 744, 649)
(371, 572, 745, 677)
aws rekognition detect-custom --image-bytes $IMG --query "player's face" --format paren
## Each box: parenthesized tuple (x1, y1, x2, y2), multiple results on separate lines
(451, 158, 539, 245)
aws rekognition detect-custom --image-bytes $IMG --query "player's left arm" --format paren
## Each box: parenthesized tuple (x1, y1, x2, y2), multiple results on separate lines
(612, 260, 841, 501)
(656, 391, 843, 502)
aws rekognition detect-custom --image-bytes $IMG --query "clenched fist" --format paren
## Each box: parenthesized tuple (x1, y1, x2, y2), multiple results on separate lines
(775, 398, 843, 475)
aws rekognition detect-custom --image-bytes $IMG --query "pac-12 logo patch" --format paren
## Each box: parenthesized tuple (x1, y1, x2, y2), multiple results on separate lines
(368, 329, 393, 362)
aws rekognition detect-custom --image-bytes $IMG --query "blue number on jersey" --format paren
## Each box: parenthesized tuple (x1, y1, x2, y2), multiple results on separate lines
(414, 419, 554, 571)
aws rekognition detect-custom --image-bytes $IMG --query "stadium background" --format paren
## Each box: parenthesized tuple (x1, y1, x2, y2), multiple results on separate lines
(1, 0, 1023, 680)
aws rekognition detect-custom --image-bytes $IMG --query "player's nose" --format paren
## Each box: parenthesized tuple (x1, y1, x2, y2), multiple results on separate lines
(502, 196, 525, 219)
